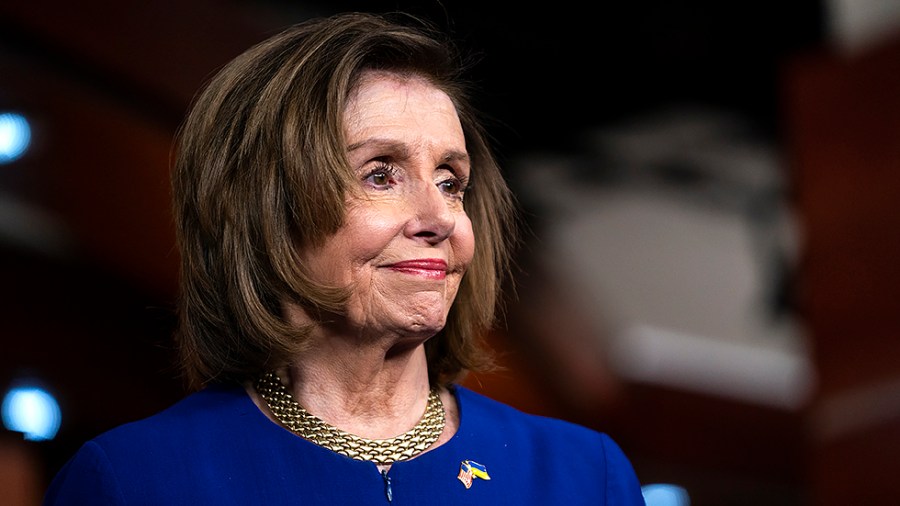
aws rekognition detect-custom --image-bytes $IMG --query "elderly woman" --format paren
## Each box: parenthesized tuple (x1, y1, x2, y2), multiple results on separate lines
(44, 12, 645, 505)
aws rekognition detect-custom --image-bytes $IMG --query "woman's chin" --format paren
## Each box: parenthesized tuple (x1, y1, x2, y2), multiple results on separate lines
(347, 291, 453, 337)
(386, 313, 447, 340)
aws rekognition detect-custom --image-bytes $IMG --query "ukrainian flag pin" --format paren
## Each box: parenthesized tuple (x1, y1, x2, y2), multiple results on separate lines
(457, 460, 490, 489)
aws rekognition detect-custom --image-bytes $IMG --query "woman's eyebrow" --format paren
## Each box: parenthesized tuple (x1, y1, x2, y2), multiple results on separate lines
(348, 138, 469, 166)
(347, 138, 410, 158)
(441, 150, 470, 166)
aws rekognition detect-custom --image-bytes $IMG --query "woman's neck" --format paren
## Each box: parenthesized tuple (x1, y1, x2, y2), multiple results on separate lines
(278, 329, 433, 440)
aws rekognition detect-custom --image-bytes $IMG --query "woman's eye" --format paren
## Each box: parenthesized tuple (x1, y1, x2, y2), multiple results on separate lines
(439, 178, 461, 195)
(363, 163, 397, 189)
(438, 175, 468, 199)
(370, 171, 390, 186)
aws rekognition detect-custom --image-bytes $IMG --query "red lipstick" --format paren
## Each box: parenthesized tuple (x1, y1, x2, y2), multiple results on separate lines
(386, 259, 448, 280)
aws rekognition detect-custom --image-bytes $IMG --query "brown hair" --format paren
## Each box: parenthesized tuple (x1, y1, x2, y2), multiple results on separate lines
(172, 11, 518, 390)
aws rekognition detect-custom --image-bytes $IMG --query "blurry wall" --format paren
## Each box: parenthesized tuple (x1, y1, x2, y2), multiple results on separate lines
(0, 0, 290, 499)
(2, 1, 898, 505)
(785, 25, 900, 505)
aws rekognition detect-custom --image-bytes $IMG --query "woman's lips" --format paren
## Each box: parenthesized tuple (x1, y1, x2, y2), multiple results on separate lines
(386, 259, 448, 280)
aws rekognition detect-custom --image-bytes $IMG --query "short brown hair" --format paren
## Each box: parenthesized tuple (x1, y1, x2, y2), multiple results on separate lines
(172, 12, 519, 389)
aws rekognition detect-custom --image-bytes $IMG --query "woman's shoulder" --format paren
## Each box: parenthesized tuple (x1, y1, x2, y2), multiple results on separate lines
(454, 385, 605, 441)
(453, 384, 630, 462)
(93, 384, 250, 447)
(450, 385, 644, 503)
(44, 385, 257, 504)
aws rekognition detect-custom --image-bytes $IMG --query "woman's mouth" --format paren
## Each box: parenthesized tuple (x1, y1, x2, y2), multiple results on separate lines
(385, 259, 448, 280)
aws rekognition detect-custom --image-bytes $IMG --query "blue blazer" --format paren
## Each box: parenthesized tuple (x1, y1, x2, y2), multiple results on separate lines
(45, 384, 645, 504)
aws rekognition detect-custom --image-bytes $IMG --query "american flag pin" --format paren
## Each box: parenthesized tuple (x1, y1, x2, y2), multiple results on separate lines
(457, 460, 490, 489)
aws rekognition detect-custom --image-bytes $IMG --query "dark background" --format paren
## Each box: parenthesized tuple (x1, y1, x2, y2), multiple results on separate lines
(308, 1, 826, 161)
(4, 1, 900, 504)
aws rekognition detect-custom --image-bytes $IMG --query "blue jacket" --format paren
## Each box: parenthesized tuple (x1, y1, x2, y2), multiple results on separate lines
(45, 384, 645, 504)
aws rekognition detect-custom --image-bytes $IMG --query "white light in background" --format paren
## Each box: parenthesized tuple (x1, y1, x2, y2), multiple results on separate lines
(2, 384, 62, 441)
(0, 112, 32, 164)
(515, 107, 816, 411)
(642, 484, 691, 506)
(826, 0, 900, 54)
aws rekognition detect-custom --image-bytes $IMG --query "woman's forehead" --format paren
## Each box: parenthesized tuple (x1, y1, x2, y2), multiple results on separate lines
(343, 72, 465, 154)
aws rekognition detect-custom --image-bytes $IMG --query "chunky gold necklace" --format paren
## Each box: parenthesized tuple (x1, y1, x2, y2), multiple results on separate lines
(255, 371, 445, 464)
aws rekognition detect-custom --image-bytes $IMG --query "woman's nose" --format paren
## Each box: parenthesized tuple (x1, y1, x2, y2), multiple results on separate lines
(404, 182, 455, 244)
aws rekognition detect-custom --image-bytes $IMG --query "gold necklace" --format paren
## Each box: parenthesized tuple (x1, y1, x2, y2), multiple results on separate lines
(255, 371, 445, 464)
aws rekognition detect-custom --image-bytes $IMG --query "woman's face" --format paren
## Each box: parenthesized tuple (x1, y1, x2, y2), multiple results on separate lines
(300, 71, 475, 341)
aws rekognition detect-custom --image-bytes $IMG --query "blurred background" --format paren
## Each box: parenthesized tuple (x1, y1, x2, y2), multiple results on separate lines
(1, 1, 899, 504)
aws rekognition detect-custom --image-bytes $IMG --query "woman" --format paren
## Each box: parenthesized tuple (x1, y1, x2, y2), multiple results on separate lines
(44, 12, 645, 504)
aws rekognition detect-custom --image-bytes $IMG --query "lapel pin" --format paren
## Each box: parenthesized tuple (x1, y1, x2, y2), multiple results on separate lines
(457, 460, 490, 489)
